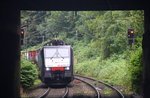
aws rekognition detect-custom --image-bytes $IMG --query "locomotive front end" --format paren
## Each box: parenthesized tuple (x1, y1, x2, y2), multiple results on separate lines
(42, 45, 73, 85)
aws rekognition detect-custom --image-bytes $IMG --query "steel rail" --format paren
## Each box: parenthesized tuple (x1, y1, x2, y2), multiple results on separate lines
(75, 77, 100, 98)
(75, 74, 125, 98)
(39, 87, 50, 98)
(61, 87, 69, 98)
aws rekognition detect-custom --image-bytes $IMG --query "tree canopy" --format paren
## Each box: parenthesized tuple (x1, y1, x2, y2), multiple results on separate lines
(21, 10, 143, 58)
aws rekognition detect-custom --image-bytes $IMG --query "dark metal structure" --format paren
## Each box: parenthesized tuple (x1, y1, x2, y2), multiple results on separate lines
(1, 0, 150, 98)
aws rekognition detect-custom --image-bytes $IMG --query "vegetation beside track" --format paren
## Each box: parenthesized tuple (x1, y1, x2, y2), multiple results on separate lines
(20, 59, 38, 90)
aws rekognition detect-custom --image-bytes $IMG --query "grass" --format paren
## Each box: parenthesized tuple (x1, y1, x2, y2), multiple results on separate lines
(74, 55, 133, 94)
(103, 87, 114, 95)
(34, 79, 41, 85)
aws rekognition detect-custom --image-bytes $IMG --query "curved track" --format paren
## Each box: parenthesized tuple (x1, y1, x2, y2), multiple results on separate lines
(75, 74, 125, 98)
(26, 75, 124, 98)
(39, 86, 69, 98)
(75, 77, 100, 98)
(62, 87, 69, 98)
(39, 87, 50, 98)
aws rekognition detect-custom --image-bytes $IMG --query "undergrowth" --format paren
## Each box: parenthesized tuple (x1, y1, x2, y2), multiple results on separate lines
(74, 41, 142, 94)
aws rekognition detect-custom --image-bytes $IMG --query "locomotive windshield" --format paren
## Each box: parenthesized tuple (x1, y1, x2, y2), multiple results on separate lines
(44, 46, 70, 67)
(45, 48, 69, 58)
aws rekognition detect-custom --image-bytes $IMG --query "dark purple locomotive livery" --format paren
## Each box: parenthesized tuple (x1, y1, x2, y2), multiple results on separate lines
(38, 40, 74, 85)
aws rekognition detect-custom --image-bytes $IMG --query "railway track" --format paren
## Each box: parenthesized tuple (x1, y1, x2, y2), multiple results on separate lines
(39, 86, 69, 98)
(75, 74, 125, 98)
(25, 75, 125, 98)
(74, 77, 100, 98)
(39, 87, 50, 98)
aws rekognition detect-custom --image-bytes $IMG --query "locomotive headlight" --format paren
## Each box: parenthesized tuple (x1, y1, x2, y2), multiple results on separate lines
(46, 67, 50, 71)
(65, 67, 70, 70)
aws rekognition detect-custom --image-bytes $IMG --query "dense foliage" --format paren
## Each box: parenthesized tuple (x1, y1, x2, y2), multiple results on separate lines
(129, 47, 143, 93)
(20, 59, 38, 89)
(21, 10, 143, 94)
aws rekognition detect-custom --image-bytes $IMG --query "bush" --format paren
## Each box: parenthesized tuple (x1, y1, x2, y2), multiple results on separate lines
(129, 47, 142, 93)
(74, 41, 99, 63)
(20, 59, 38, 89)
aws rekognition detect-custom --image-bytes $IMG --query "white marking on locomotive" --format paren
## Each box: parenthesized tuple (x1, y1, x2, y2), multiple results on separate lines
(44, 46, 71, 68)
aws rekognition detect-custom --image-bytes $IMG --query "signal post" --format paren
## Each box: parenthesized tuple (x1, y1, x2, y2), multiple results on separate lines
(127, 28, 135, 45)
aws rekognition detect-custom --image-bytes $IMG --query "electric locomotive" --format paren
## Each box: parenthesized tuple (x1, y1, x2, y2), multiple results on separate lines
(38, 40, 74, 85)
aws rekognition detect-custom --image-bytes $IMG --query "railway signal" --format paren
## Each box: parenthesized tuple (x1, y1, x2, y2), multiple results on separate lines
(127, 28, 135, 45)
(20, 29, 25, 45)
(20, 29, 25, 39)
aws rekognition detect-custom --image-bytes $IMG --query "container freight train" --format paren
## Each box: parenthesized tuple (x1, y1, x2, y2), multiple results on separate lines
(21, 50, 39, 64)
(38, 40, 74, 85)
